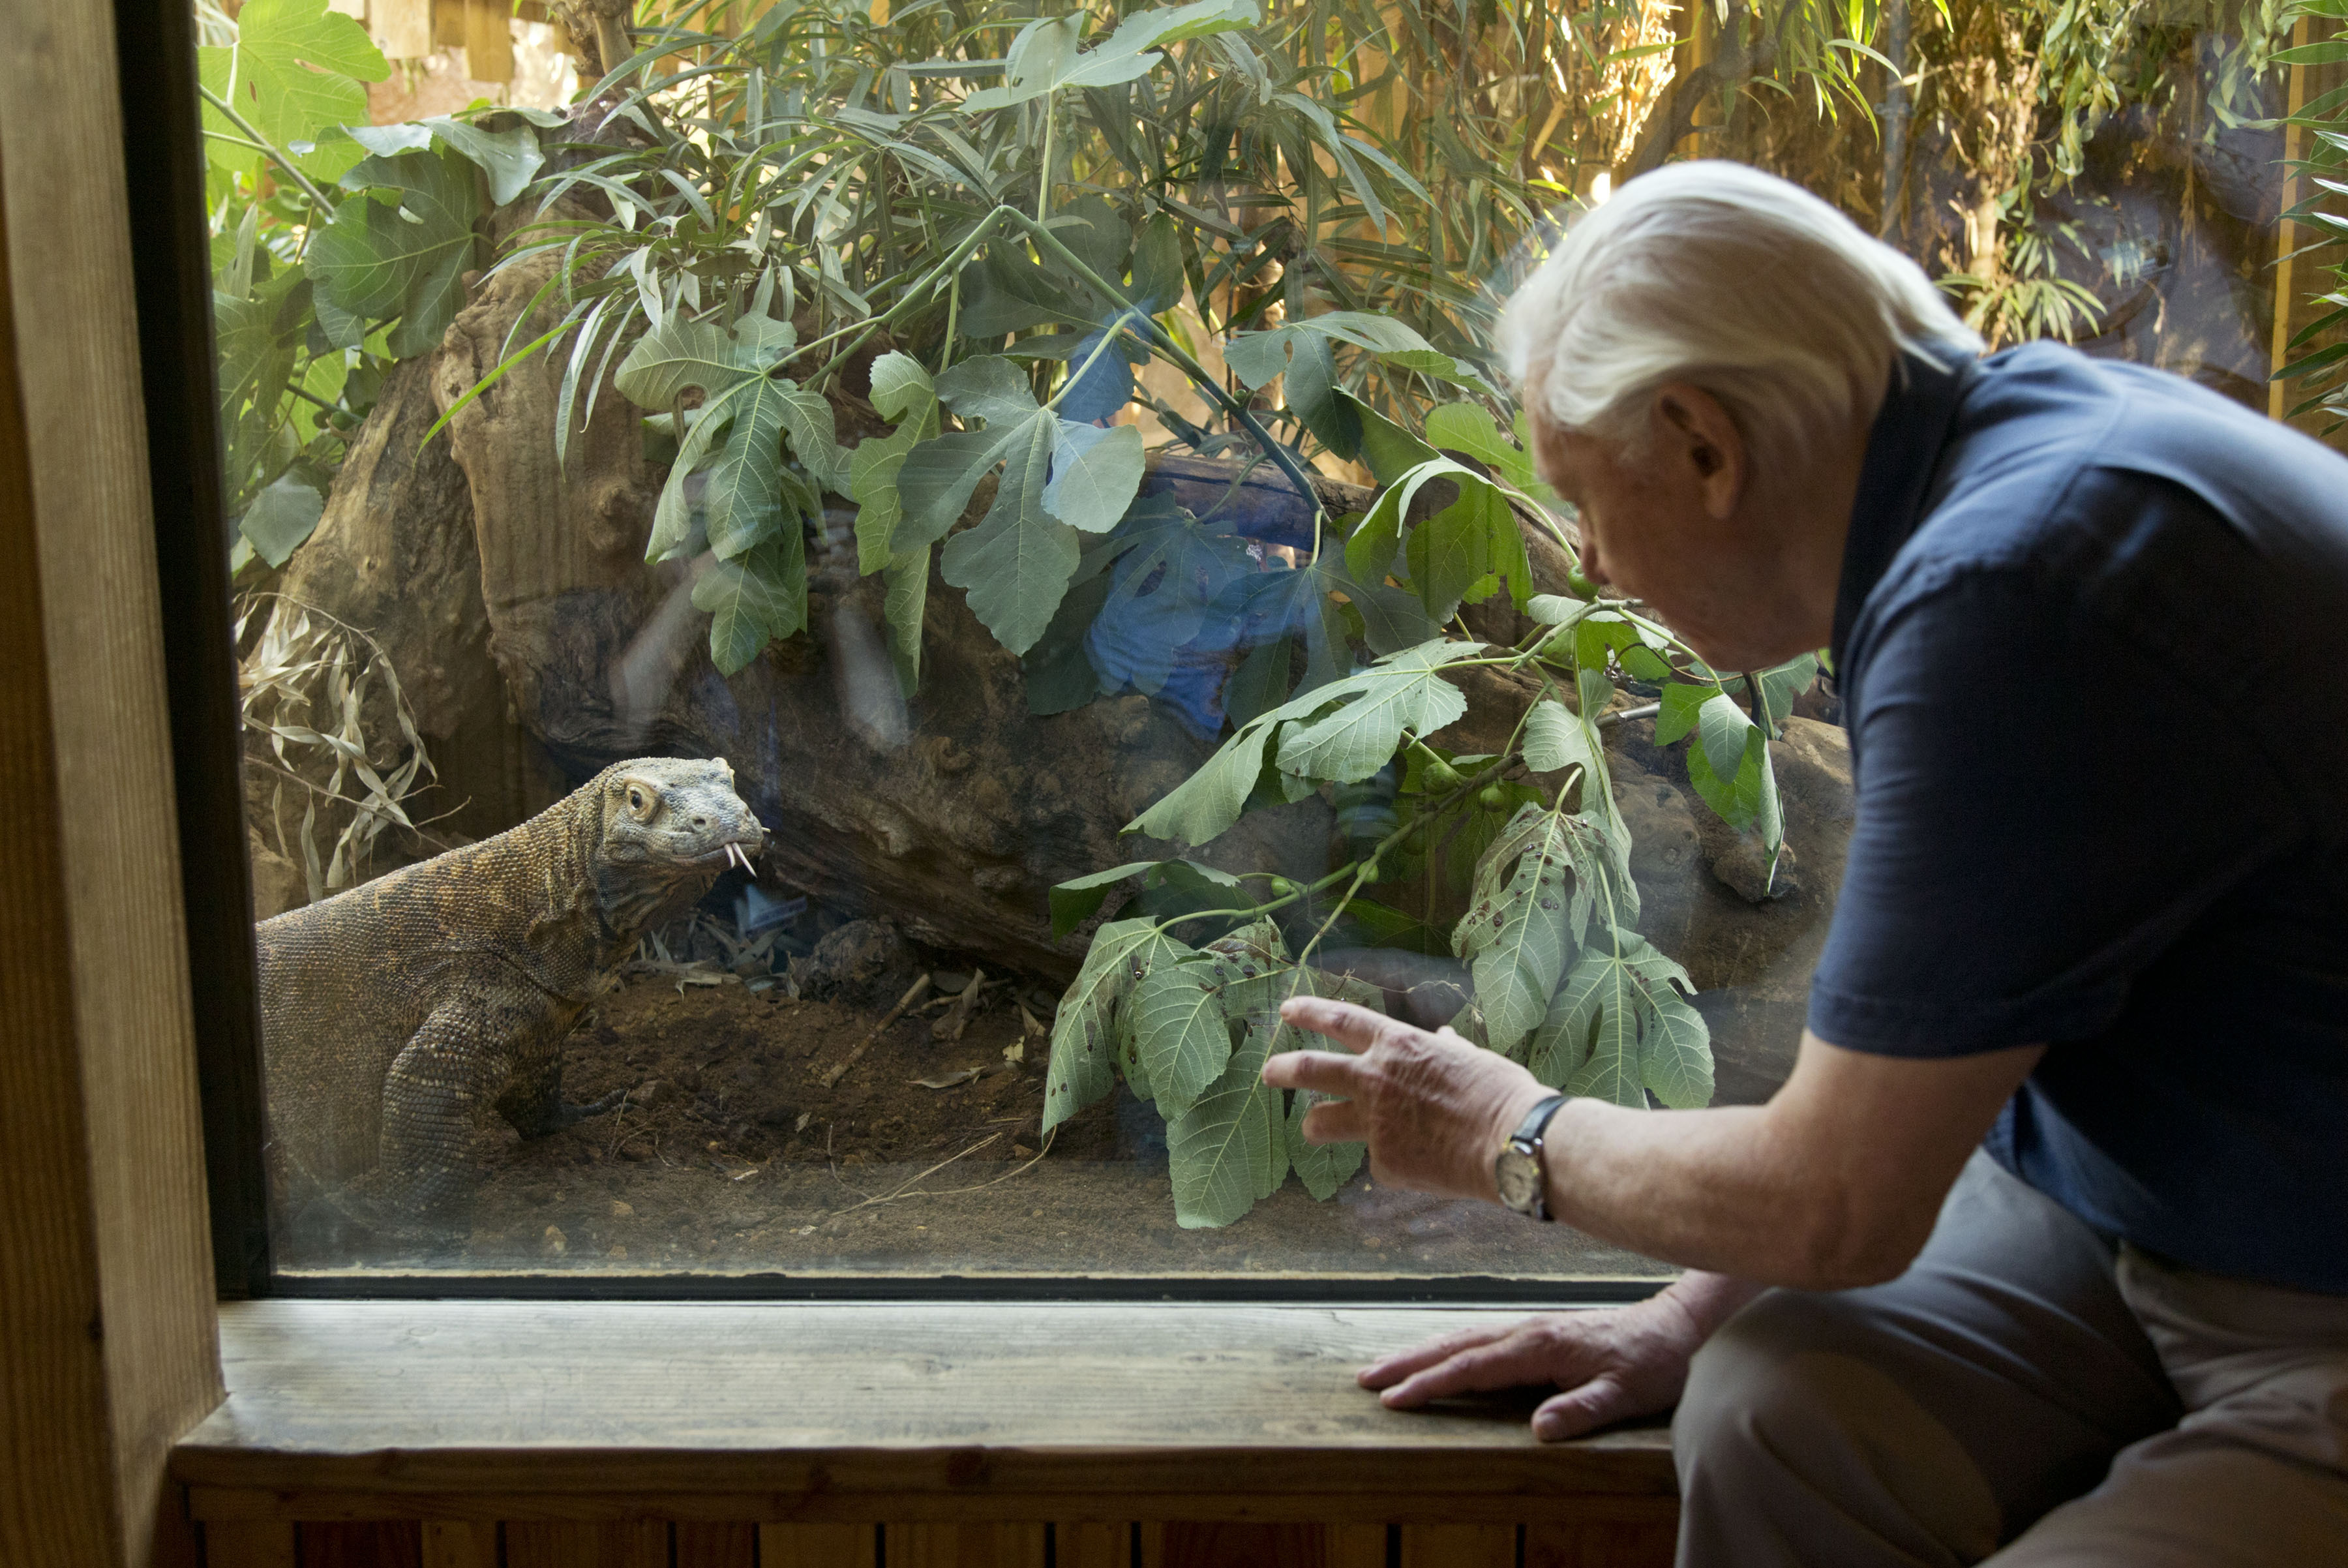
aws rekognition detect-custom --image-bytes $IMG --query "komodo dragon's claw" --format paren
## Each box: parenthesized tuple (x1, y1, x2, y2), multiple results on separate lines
(552, 1086, 630, 1128)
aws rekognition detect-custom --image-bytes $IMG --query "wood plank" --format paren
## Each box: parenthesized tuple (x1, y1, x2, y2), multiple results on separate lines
(885, 1522, 1048, 1568)
(179, 1303, 1676, 1514)
(676, 1521, 757, 1568)
(432, 0, 466, 48)
(372, 0, 434, 57)
(418, 1522, 498, 1568)
(1156, 1522, 1359, 1567)
(1055, 1521, 1133, 1568)
(0, 4, 224, 1567)
(462, 0, 514, 83)
(1327, 1525, 1388, 1568)
(759, 1523, 877, 1567)
(1398, 1525, 1515, 1568)
(505, 1521, 669, 1568)
(206, 1523, 299, 1568)
(300, 1522, 423, 1568)
(188, 1491, 1679, 1527)
(1522, 1520, 1678, 1568)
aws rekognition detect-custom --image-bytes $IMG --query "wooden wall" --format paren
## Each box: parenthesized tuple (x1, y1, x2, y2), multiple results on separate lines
(199, 1518, 1679, 1568)
(0, 0, 226, 1564)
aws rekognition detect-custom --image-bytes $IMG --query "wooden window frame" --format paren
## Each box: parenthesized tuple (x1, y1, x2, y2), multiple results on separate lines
(113, 0, 1674, 1315)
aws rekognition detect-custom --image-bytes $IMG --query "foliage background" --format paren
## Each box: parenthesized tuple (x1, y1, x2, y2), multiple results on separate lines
(205, 0, 2342, 1226)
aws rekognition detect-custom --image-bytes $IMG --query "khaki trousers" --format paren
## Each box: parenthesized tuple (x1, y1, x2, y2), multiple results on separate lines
(1672, 1153, 2348, 1567)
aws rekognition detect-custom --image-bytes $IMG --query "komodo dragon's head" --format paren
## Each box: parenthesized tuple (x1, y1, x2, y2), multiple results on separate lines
(585, 757, 768, 933)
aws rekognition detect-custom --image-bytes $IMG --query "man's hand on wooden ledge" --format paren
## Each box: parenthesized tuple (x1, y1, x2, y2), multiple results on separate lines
(1360, 1271, 1765, 1443)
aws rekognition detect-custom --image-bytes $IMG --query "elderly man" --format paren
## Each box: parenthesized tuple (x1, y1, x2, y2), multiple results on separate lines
(1261, 160, 2348, 1567)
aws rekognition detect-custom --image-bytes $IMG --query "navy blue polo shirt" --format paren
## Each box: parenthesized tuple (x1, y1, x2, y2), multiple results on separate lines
(1808, 342, 2348, 1294)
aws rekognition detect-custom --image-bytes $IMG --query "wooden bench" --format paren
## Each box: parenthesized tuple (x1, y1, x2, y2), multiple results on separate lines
(179, 1301, 1679, 1567)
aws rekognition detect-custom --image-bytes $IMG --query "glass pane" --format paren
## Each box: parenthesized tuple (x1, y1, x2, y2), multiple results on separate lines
(194, 0, 2334, 1287)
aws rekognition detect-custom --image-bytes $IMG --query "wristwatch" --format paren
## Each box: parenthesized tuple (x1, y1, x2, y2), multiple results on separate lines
(1494, 1094, 1569, 1221)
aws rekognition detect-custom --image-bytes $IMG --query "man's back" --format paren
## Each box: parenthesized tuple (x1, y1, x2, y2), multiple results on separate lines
(1814, 343, 2348, 1292)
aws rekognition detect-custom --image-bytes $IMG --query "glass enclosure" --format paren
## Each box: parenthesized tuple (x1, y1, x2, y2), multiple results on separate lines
(198, 0, 2340, 1287)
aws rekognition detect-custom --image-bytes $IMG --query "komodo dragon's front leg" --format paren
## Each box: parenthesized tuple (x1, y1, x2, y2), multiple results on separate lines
(496, 1030, 627, 1139)
(335, 1004, 510, 1228)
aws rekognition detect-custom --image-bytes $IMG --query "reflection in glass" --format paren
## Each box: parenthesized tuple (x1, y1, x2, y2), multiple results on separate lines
(196, 0, 2328, 1283)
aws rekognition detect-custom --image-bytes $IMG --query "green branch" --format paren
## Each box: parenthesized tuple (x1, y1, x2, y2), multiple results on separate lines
(197, 83, 337, 211)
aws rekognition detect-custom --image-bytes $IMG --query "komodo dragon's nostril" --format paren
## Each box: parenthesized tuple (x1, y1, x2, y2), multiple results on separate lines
(693, 817, 708, 828)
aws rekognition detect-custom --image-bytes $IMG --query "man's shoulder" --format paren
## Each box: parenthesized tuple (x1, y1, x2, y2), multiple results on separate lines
(1873, 347, 2348, 633)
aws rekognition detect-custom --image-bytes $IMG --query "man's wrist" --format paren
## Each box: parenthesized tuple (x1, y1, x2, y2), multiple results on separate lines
(1484, 1082, 1559, 1202)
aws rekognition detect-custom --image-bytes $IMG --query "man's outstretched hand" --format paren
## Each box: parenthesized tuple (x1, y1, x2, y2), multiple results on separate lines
(1261, 996, 1553, 1203)
(1363, 1287, 1735, 1443)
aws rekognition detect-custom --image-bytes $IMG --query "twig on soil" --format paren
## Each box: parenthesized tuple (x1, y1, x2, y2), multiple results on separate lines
(822, 1129, 1057, 1218)
(817, 972, 933, 1088)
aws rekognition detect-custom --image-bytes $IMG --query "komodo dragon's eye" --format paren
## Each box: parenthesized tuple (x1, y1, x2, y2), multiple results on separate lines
(622, 778, 661, 822)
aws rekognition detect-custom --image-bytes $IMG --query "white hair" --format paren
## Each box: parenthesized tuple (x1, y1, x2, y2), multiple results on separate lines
(1498, 161, 1981, 481)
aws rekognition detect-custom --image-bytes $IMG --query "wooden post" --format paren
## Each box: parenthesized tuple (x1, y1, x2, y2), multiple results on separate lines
(2271, 15, 2348, 442)
(374, 0, 434, 58)
(464, 0, 515, 83)
(0, 1, 225, 1564)
(2271, 14, 2311, 421)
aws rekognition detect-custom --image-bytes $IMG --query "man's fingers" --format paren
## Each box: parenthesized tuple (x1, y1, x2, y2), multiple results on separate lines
(1377, 1336, 1558, 1408)
(1260, 1049, 1366, 1095)
(1359, 1327, 1509, 1389)
(1300, 1098, 1365, 1145)
(1531, 1377, 1631, 1442)
(1276, 997, 1391, 1053)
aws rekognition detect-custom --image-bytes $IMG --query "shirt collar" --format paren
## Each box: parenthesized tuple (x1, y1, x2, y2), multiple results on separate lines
(1831, 346, 1978, 671)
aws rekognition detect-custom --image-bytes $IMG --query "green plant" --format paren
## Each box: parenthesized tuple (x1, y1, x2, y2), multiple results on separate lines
(197, 0, 552, 569)
(440, 0, 1955, 1228)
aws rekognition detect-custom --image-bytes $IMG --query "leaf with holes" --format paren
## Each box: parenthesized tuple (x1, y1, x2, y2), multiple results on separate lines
(1043, 918, 1189, 1134)
(1128, 953, 1242, 1117)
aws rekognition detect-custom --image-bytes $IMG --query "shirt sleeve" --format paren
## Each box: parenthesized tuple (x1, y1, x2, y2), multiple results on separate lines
(1807, 502, 2303, 1057)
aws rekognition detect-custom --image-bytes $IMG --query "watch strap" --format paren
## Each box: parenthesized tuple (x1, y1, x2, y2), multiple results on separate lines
(1510, 1093, 1569, 1151)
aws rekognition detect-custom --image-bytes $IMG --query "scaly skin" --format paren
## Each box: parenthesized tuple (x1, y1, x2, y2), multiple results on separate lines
(256, 757, 766, 1237)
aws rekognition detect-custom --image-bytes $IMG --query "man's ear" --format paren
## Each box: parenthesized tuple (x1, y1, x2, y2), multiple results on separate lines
(1653, 384, 1747, 520)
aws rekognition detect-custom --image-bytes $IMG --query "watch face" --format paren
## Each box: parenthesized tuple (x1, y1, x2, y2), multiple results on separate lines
(1495, 1147, 1541, 1213)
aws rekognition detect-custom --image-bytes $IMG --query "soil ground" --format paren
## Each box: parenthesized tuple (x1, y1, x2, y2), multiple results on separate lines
(280, 971, 1671, 1284)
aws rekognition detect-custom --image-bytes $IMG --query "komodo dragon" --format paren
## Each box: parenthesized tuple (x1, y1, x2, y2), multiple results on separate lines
(257, 757, 766, 1238)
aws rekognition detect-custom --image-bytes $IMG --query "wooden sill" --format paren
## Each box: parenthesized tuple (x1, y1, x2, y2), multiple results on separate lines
(173, 1301, 1678, 1525)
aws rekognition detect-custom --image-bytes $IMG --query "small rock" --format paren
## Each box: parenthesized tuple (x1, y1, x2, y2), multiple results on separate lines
(628, 1078, 674, 1107)
(542, 1225, 567, 1256)
(609, 1199, 634, 1218)
(619, 1138, 655, 1162)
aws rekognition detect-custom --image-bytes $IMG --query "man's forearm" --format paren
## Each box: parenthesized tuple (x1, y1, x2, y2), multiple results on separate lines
(1537, 1096, 1852, 1283)
(1531, 1032, 2041, 1289)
